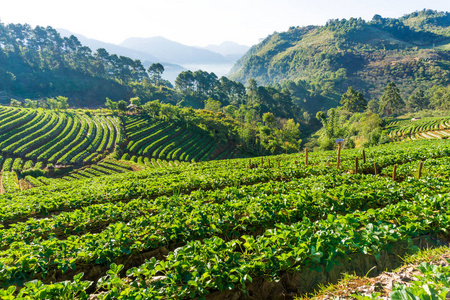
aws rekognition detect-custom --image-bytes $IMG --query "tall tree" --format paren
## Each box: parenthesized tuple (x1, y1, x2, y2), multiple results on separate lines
(340, 86, 366, 112)
(148, 63, 164, 85)
(407, 89, 429, 112)
(379, 82, 404, 116)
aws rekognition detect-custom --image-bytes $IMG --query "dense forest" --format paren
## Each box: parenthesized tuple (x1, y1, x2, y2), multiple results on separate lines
(230, 9, 450, 113)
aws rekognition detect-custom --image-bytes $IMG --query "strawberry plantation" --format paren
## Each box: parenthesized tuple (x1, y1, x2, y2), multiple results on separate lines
(0, 127, 449, 299)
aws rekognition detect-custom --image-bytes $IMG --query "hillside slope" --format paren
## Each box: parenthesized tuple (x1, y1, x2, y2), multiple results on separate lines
(230, 10, 450, 109)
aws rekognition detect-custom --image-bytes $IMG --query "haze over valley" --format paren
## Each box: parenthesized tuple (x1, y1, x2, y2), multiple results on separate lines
(58, 29, 249, 82)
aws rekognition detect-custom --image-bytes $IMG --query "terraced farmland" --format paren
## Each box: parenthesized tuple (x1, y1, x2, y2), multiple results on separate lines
(122, 115, 236, 163)
(0, 106, 121, 166)
(0, 106, 240, 195)
(0, 138, 449, 299)
(386, 116, 450, 141)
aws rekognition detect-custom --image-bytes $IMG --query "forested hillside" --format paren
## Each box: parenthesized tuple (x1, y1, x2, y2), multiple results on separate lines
(230, 9, 450, 113)
(0, 24, 143, 106)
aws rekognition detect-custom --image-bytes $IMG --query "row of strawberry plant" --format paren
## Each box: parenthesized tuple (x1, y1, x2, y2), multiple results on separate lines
(54, 115, 91, 164)
(1, 113, 56, 154)
(10, 113, 65, 157)
(0, 108, 36, 135)
(92, 192, 450, 299)
(0, 111, 48, 149)
(37, 114, 80, 162)
(1, 170, 448, 287)
(2, 137, 449, 223)
(388, 117, 450, 140)
(107, 116, 123, 147)
(4, 186, 450, 298)
(127, 123, 175, 154)
(1, 171, 20, 193)
(2, 172, 445, 251)
(68, 115, 103, 164)
(0, 106, 16, 120)
(24, 114, 71, 160)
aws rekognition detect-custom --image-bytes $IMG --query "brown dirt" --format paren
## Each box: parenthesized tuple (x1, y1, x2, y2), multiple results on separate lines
(312, 252, 450, 299)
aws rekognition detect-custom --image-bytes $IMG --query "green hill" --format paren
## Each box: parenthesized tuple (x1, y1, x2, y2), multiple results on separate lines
(0, 23, 153, 107)
(230, 9, 450, 113)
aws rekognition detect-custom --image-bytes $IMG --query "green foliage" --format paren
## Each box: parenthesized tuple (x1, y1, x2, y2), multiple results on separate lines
(230, 10, 450, 112)
(129, 97, 141, 107)
(117, 100, 127, 111)
(340, 86, 366, 112)
(10, 99, 21, 107)
(379, 82, 405, 116)
(204, 98, 222, 112)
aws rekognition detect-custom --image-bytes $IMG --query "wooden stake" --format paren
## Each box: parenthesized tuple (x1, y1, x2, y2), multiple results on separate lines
(305, 148, 309, 166)
(278, 160, 280, 168)
(268, 159, 271, 168)
(392, 165, 397, 181)
(337, 144, 341, 169)
(355, 157, 359, 174)
(418, 161, 423, 179)
(261, 157, 264, 168)
(374, 162, 377, 175)
(362, 150, 366, 164)
(249, 159, 251, 169)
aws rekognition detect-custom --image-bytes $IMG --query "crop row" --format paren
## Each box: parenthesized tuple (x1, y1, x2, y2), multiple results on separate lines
(94, 192, 450, 299)
(1, 167, 449, 287)
(0, 107, 120, 166)
(122, 115, 231, 162)
(387, 117, 450, 140)
(0, 109, 37, 135)
(1, 137, 449, 223)
(3, 178, 450, 298)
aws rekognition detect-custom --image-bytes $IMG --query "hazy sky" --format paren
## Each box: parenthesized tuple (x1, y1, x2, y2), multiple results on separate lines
(1, 0, 449, 47)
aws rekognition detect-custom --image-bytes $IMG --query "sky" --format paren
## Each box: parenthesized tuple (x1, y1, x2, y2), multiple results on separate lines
(1, 0, 450, 47)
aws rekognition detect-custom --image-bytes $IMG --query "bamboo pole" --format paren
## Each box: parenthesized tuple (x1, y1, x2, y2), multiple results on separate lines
(374, 162, 377, 175)
(362, 150, 366, 164)
(418, 161, 423, 179)
(337, 144, 341, 169)
(305, 148, 309, 166)
(355, 157, 359, 174)
(392, 165, 397, 181)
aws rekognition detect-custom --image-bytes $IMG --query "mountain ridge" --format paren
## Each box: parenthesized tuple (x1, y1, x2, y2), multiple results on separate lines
(229, 9, 450, 108)
(120, 36, 232, 65)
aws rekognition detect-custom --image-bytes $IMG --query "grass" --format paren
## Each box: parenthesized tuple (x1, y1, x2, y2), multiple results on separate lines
(295, 244, 450, 300)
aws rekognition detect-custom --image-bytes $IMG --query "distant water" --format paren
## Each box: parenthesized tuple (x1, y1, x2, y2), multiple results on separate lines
(181, 63, 235, 77)
(162, 63, 236, 84)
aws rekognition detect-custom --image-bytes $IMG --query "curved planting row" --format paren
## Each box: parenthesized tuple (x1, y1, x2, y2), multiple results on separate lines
(0, 106, 119, 166)
(0, 108, 36, 135)
(122, 115, 235, 162)
(387, 117, 450, 140)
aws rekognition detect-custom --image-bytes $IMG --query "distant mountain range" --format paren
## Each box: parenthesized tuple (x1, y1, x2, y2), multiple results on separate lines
(58, 29, 249, 82)
(121, 36, 231, 65)
(200, 41, 251, 61)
